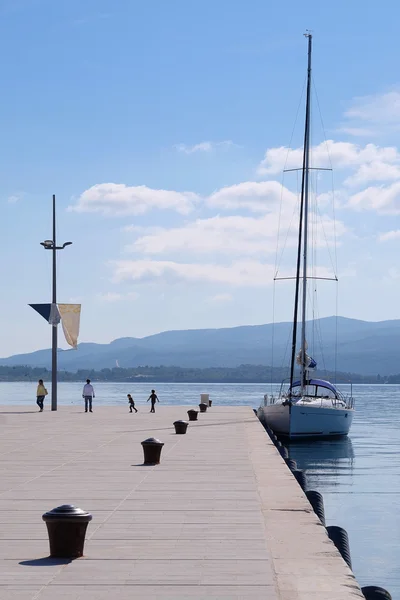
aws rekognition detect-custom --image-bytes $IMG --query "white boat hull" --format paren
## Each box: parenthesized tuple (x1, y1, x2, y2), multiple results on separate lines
(257, 402, 354, 439)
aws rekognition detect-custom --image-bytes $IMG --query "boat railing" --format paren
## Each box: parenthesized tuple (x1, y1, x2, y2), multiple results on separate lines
(279, 379, 290, 397)
(336, 389, 355, 409)
(262, 390, 355, 409)
(263, 394, 277, 406)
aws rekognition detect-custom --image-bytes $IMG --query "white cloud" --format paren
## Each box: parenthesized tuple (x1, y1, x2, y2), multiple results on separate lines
(129, 215, 282, 257)
(338, 91, 400, 138)
(7, 193, 22, 204)
(257, 140, 400, 191)
(336, 127, 375, 137)
(111, 259, 276, 287)
(348, 182, 400, 214)
(70, 183, 199, 215)
(345, 91, 400, 125)
(207, 293, 233, 304)
(344, 161, 400, 187)
(378, 230, 400, 242)
(127, 212, 345, 257)
(111, 259, 335, 287)
(208, 181, 296, 213)
(258, 140, 400, 178)
(174, 140, 235, 154)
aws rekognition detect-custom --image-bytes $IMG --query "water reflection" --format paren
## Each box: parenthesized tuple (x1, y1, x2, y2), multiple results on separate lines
(287, 437, 355, 490)
(288, 436, 355, 464)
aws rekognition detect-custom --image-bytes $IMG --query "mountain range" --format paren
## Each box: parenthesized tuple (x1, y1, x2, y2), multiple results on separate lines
(1, 316, 399, 376)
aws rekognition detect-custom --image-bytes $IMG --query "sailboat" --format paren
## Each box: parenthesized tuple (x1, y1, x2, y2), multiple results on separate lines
(257, 34, 355, 439)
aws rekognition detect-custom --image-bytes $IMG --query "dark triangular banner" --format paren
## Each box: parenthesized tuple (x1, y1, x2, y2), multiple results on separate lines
(29, 303, 51, 322)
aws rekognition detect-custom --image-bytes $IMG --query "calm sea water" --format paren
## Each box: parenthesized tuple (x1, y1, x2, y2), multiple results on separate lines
(1, 381, 399, 597)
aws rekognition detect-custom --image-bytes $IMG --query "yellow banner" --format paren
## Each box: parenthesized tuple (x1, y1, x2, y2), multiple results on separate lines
(58, 304, 81, 349)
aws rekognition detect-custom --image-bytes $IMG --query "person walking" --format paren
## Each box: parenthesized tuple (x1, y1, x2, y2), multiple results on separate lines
(127, 394, 138, 413)
(147, 389, 159, 413)
(82, 379, 95, 413)
(36, 379, 48, 412)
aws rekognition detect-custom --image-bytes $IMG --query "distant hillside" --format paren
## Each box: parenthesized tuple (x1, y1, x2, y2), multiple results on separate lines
(0, 364, 385, 384)
(1, 316, 400, 376)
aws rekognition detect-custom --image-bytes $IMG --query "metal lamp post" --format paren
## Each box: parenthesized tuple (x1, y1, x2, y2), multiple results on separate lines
(40, 194, 72, 411)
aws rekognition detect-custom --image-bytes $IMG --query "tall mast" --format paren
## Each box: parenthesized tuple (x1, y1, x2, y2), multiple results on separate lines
(300, 33, 312, 392)
(289, 33, 312, 394)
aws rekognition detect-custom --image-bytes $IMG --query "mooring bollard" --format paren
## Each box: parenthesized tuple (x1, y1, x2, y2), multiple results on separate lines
(173, 420, 188, 434)
(141, 437, 164, 465)
(42, 504, 92, 558)
(187, 409, 198, 421)
(199, 403, 208, 413)
(209, 400, 212, 407)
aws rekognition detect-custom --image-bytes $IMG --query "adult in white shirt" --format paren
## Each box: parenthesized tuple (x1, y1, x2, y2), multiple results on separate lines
(82, 379, 95, 413)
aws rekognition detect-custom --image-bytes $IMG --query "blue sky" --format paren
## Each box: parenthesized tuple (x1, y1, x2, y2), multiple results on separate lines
(2, 0, 400, 356)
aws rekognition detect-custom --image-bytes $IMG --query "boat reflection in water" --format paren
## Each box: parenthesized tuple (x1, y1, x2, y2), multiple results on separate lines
(286, 436, 355, 491)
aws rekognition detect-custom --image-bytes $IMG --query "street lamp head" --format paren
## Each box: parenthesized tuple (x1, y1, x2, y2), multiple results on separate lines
(62, 242, 73, 248)
(40, 240, 54, 249)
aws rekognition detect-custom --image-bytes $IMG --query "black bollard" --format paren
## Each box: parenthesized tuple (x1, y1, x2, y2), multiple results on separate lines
(293, 469, 307, 491)
(187, 409, 198, 421)
(173, 420, 188, 434)
(361, 585, 392, 600)
(285, 458, 297, 471)
(141, 437, 164, 465)
(326, 525, 352, 570)
(209, 400, 212, 407)
(305, 490, 326, 526)
(42, 504, 92, 558)
(199, 403, 208, 413)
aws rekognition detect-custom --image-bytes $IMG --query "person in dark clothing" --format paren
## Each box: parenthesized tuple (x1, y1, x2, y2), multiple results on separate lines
(147, 389, 159, 413)
(127, 394, 138, 413)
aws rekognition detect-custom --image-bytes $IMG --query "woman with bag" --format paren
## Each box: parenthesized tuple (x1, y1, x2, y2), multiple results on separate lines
(36, 379, 48, 412)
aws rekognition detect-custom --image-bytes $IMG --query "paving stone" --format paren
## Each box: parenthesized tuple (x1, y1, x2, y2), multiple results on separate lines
(0, 405, 364, 599)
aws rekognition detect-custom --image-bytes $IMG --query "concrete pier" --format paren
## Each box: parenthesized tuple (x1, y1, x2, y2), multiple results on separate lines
(0, 405, 364, 599)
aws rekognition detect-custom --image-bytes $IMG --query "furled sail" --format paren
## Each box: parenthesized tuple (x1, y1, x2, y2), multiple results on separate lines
(296, 343, 317, 370)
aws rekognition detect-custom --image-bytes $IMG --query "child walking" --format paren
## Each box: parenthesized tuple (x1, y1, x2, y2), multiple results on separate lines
(127, 394, 138, 413)
(147, 389, 159, 413)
